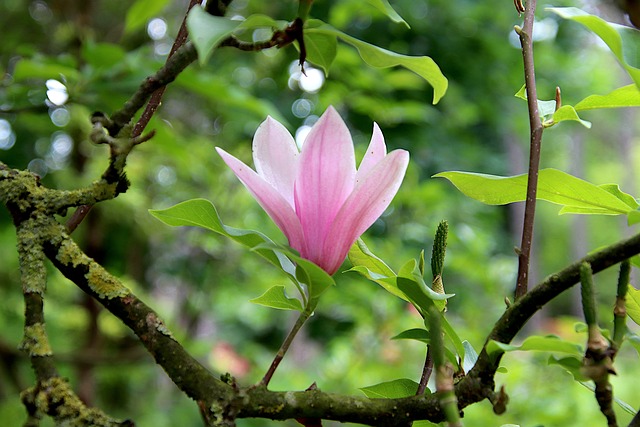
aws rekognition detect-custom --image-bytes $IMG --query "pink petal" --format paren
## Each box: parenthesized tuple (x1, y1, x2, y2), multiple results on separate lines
(320, 149, 410, 274)
(294, 106, 356, 262)
(252, 117, 299, 209)
(216, 147, 307, 256)
(355, 123, 387, 185)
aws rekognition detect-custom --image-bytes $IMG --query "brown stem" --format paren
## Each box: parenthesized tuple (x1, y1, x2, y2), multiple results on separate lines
(67, 0, 201, 233)
(260, 307, 313, 387)
(416, 346, 434, 395)
(515, 0, 544, 299)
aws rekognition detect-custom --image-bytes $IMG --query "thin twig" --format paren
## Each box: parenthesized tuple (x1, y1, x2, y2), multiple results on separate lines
(514, 0, 544, 299)
(260, 307, 314, 387)
(67, 0, 201, 233)
(416, 347, 434, 395)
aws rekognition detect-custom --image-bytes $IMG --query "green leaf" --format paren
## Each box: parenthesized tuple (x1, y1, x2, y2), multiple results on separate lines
(237, 14, 286, 30)
(626, 286, 640, 326)
(347, 239, 407, 300)
(13, 58, 79, 83)
(187, 6, 241, 65)
(293, 256, 335, 301)
(149, 199, 336, 301)
(365, 0, 410, 28)
(514, 84, 559, 118)
(249, 285, 303, 311)
(434, 168, 636, 215)
(548, 355, 587, 381)
(391, 327, 458, 365)
(629, 211, 640, 225)
(303, 31, 338, 75)
(124, 0, 171, 34)
(81, 42, 126, 70)
(305, 20, 447, 103)
(360, 378, 421, 398)
(398, 259, 453, 305)
(551, 105, 592, 128)
(348, 238, 396, 277)
(487, 335, 584, 360)
(391, 328, 430, 343)
(574, 84, 640, 110)
(549, 7, 640, 87)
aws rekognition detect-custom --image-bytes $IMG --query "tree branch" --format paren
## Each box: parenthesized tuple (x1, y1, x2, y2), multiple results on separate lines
(4, 153, 640, 424)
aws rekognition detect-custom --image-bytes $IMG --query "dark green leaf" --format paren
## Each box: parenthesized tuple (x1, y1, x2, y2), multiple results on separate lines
(305, 20, 447, 103)
(391, 328, 430, 343)
(360, 378, 421, 398)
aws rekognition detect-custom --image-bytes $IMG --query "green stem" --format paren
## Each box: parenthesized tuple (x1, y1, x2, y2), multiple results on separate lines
(428, 305, 462, 426)
(580, 262, 597, 328)
(260, 301, 316, 387)
(612, 260, 629, 350)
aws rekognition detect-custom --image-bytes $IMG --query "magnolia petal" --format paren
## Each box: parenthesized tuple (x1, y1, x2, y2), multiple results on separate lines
(320, 149, 410, 274)
(294, 106, 356, 262)
(252, 117, 299, 208)
(216, 147, 307, 255)
(355, 123, 387, 185)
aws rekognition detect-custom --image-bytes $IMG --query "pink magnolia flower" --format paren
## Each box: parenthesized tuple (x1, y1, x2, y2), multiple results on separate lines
(216, 106, 409, 275)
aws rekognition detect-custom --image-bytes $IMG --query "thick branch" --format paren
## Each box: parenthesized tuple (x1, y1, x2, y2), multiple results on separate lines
(458, 231, 640, 409)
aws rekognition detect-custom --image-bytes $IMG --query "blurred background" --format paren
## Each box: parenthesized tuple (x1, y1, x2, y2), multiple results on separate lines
(1, 0, 639, 425)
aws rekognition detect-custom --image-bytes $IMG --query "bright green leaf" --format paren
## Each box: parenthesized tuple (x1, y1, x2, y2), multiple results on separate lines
(303, 31, 338, 75)
(305, 20, 447, 103)
(348, 238, 396, 277)
(628, 211, 640, 225)
(124, 0, 170, 34)
(551, 105, 592, 128)
(434, 168, 635, 215)
(360, 378, 421, 398)
(626, 286, 640, 326)
(365, 0, 410, 28)
(187, 6, 241, 65)
(574, 84, 640, 110)
(514, 84, 558, 118)
(249, 285, 303, 311)
(487, 335, 584, 359)
(549, 7, 640, 87)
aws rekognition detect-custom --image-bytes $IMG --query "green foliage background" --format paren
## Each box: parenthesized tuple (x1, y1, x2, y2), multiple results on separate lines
(1, 0, 639, 425)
